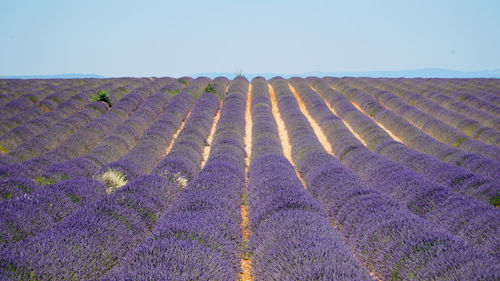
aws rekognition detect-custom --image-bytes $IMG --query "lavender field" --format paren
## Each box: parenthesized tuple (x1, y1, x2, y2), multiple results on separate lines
(0, 76, 499, 280)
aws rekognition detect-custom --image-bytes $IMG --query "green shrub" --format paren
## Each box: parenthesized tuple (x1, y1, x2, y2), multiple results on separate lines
(204, 83, 217, 94)
(490, 193, 500, 208)
(90, 89, 112, 107)
(168, 89, 180, 96)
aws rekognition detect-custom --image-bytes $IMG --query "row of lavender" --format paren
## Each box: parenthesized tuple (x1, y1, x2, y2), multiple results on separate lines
(293, 78, 500, 257)
(0, 76, 498, 280)
(404, 78, 500, 115)
(364, 79, 500, 145)
(325, 79, 500, 187)
(0, 77, 229, 252)
(316, 79, 500, 202)
(0, 77, 229, 279)
(0, 79, 151, 201)
(0, 78, 146, 138)
(101, 77, 248, 280)
(247, 77, 371, 279)
(0, 78, 200, 194)
(0, 78, 192, 249)
(0, 81, 155, 199)
(0, 80, 110, 152)
(0, 79, 144, 160)
(271, 77, 498, 280)
(0, 79, 94, 118)
(344, 79, 500, 161)
(0, 80, 101, 136)
(0, 78, 152, 106)
(0, 76, 230, 189)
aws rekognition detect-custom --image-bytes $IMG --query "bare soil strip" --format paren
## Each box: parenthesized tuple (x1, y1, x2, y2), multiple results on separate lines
(200, 102, 222, 168)
(163, 110, 192, 157)
(268, 84, 307, 187)
(268, 84, 293, 161)
(245, 85, 253, 168)
(293, 86, 383, 281)
(289, 84, 334, 155)
(200, 83, 229, 168)
(320, 95, 370, 147)
(350, 100, 404, 143)
(240, 84, 253, 281)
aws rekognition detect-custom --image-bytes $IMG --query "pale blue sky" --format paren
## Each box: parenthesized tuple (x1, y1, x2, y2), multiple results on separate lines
(1, 0, 499, 77)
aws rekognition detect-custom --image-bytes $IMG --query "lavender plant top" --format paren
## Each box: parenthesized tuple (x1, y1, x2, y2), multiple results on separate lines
(0, 76, 498, 280)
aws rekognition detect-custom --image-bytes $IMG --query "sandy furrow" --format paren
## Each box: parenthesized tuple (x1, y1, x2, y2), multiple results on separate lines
(163, 110, 191, 156)
(200, 102, 222, 168)
(289, 83, 334, 155)
(268, 84, 307, 187)
(288, 83, 383, 281)
(350, 99, 404, 143)
(240, 84, 253, 281)
(201, 83, 230, 168)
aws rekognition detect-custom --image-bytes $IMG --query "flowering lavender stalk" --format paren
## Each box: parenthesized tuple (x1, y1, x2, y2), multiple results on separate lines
(323, 78, 500, 182)
(0, 89, 92, 147)
(374, 79, 500, 137)
(185, 77, 211, 99)
(459, 79, 500, 97)
(270, 78, 500, 279)
(349, 79, 500, 151)
(0, 96, 38, 121)
(100, 77, 248, 281)
(285, 78, 500, 258)
(6, 101, 110, 163)
(248, 154, 372, 280)
(398, 79, 500, 130)
(0, 82, 130, 159)
(0, 81, 181, 251)
(0, 175, 179, 280)
(470, 89, 500, 105)
(0, 81, 47, 108)
(247, 77, 371, 280)
(154, 92, 220, 182)
(0, 87, 180, 236)
(45, 87, 181, 179)
(0, 177, 35, 202)
(249, 78, 283, 158)
(305, 152, 500, 280)
(0, 78, 115, 124)
(96, 92, 194, 180)
(96, 78, 213, 181)
(0, 85, 78, 135)
(0, 177, 107, 250)
(345, 78, 500, 160)
(408, 78, 500, 116)
(0, 84, 157, 179)
(294, 78, 500, 206)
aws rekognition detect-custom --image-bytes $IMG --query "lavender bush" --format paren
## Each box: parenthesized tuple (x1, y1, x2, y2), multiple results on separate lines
(270, 77, 500, 279)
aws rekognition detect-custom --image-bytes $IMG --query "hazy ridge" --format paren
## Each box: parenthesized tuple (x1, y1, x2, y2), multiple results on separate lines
(1, 68, 499, 79)
(193, 68, 500, 79)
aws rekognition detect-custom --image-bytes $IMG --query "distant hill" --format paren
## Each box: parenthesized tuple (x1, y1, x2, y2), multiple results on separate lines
(2, 69, 499, 80)
(0, 74, 104, 79)
(193, 68, 500, 79)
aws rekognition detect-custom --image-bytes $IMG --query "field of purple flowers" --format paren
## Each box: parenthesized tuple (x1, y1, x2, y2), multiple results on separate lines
(0, 76, 498, 280)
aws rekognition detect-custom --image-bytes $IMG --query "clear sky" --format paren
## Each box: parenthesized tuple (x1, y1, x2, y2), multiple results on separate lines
(1, 0, 499, 77)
